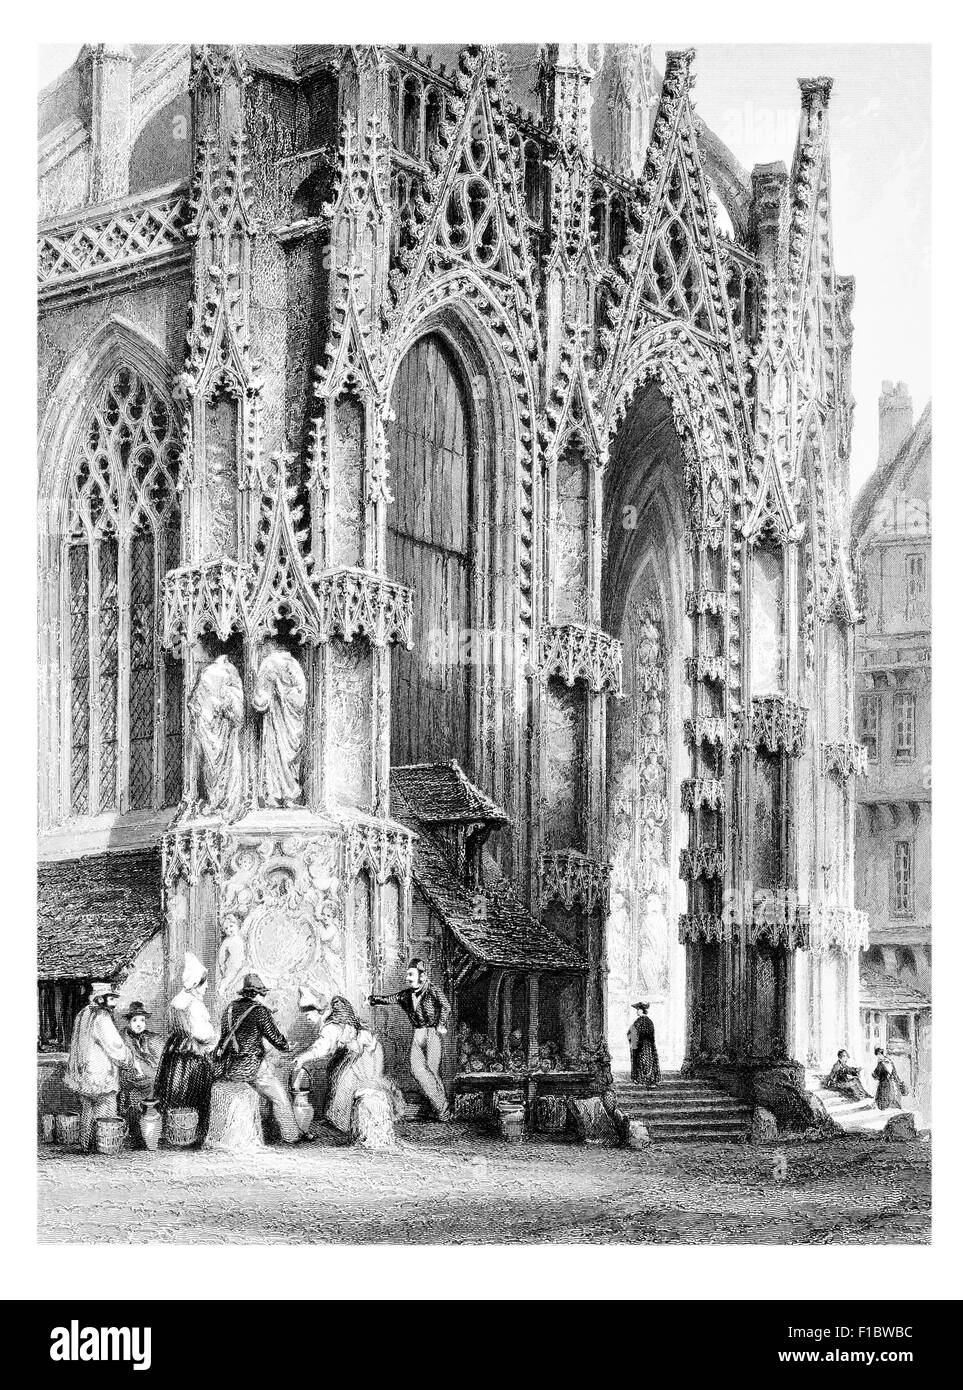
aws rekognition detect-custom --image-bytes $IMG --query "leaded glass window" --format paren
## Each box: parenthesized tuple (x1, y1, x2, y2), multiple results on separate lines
(63, 366, 181, 819)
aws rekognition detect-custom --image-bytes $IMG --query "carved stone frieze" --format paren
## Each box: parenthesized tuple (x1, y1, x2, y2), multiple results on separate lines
(344, 820, 414, 886)
(163, 554, 413, 652)
(683, 653, 727, 684)
(747, 913, 810, 951)
(163, 558, 249, 647)
(678, 913, 732, 945)
(681, 777, 726, 812)
(683, 716, 731, 749)
(219, 832, 345, 1030)
(822, 740, 868, 779)
(38, 186, 189, 300)
(540, 850, 612, 916)
(536, 621, 623, 696)
(162, 826, 230, 888)
(679, 846, 725, 880)
(315, 568, 414, 649)
(741, 695, 808, 756)
(685, 587, 727, 618)
(809, 904, 869, 955)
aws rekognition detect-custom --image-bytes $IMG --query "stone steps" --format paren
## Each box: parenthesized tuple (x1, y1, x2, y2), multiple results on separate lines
(614, 1073, 751, 1143)
(804, 1072, 923, 1135)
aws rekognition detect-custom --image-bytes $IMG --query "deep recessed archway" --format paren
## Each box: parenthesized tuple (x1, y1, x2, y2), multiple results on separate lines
(602, 380, 692, 1071)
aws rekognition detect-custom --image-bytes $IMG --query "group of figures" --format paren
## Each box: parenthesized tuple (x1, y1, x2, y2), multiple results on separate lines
(191, 648, 307, 818)
(824, 1048, 908, 1111)
(63, 956, 455, 1152)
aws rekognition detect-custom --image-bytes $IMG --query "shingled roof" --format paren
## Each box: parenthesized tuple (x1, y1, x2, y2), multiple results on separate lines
(37, 850, 164, 980)
(393, 793, 584, 973)
(391, 761, 509, 827)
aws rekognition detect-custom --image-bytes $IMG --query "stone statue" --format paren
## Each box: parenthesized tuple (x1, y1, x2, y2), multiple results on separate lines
(189, 655, 245, 818)
(253, 647, 307, 807)
(216, 914, 247, 1003)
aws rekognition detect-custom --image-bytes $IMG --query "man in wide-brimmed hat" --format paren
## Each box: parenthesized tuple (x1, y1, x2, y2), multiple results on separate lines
(627, 1001, 660, 1088)
(118, 1001, 164, 1142)
(214, 973, 312, 1144)
(64, 982, 141, 1151)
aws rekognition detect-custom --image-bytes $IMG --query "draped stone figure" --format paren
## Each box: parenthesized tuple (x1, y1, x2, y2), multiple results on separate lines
(253, 648, 307, 807)
(189, 655, 244, 818)
(216, 914, 247, 1005)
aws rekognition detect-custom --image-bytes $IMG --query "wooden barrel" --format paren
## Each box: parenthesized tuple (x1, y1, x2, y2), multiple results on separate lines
(54, 1113, 80, 1146)
(93, 1117, 127, 1156)
(164, 1106, 199, 1147)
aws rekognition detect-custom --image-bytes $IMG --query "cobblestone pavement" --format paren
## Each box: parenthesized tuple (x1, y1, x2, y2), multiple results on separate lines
(38, 1125, 931, 1245)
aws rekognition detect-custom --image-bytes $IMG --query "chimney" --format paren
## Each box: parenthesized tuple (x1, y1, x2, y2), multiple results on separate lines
(878, 381, 913, 468)
(79, 44, 135, 205)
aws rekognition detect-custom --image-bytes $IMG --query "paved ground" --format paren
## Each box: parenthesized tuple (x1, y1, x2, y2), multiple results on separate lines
(38, 1124, 930, 1245)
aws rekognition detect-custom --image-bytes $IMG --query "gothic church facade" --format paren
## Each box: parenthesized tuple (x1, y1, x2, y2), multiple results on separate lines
(38, 43, 867, 1098)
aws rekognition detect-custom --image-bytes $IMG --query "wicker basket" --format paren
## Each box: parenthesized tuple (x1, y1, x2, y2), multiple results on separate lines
(164, 1107, 199, 1147)
(54, 1113, 80, 1147)
(93, 1117, 127, 1156)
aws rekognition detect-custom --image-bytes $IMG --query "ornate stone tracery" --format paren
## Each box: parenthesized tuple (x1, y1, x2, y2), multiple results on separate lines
(38, 40, 864, 1090)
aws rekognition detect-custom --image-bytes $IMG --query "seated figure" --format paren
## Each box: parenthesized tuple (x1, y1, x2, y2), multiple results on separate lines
(292, 992, 402, 1134)
(824, 1049, 870, 1102)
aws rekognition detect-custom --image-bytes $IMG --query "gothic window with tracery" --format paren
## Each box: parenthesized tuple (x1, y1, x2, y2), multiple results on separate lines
(439, 120, 503, 272)
(641, 164, 711, 333)
(63, 366, 182, 819)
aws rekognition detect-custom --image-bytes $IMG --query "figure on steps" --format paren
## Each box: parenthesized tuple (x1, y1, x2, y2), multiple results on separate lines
(628, 1001, 660, 1088)
(871, 1046, 904, 1111)
(825, 1048, 870, 1102)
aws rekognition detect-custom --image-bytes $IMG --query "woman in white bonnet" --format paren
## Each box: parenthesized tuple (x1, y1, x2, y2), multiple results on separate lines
(155, 951, 217, 1136)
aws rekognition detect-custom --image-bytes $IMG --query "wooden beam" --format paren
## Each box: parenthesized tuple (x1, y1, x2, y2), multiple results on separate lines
(486, 969, 506, 1044)
(526, 973, 541, 1067)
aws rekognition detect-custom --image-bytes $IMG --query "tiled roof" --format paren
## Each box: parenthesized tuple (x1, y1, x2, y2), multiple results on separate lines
(853, 402, 932, 541)
(394, 794, 584, 973)
(390, 761, 509, 826)
(860, 981, 931, 1012)
(37, 850, 163, 980)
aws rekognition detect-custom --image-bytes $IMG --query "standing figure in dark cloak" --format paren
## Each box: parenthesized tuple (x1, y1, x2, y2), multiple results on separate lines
(628, 1002, 660, 1087)
(871, 1046, 903, 1111)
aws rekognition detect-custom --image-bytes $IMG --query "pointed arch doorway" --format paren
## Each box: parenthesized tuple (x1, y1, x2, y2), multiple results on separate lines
(386, 331, 474, 772)
(603, 380, 694, 1072)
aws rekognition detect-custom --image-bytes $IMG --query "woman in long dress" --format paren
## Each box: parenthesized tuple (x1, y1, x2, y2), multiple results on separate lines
(871, 1046, 903, 1111)
(292, 995, 398, 1133)
(825, 1049, 871, 1102)
(155, 952, 217, 1134)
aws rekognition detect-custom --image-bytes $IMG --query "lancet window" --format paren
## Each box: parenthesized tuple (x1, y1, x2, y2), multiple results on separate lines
(62, 366, 182, 819)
